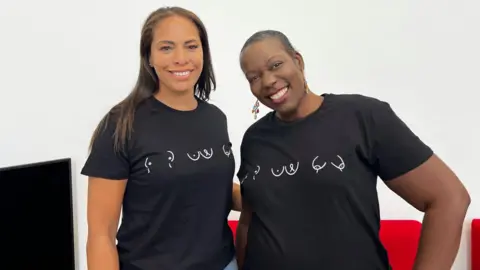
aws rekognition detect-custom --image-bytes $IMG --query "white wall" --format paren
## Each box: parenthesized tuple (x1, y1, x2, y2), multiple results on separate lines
(1, 0, 478, 269)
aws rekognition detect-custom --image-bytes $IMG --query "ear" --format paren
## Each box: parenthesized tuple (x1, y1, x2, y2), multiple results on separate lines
(293, 51, 305, 72)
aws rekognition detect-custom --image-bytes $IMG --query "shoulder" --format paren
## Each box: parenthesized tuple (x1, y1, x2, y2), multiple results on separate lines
(199, 100, 228, 120)
(133, 97, 155, 119)
(96, 97, 153, 135)
(325, 93, 401, 133)
(324, 93, 395, 123)
(240, 112, 273, 145)
(97, 108, 121, 133)
(326, 93, 388, 112)
(201, 101, 227, 116)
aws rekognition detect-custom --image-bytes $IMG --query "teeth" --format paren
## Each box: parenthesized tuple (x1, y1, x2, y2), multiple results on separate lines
(270, 87, 288, 100)
(173, 71, 190, 76)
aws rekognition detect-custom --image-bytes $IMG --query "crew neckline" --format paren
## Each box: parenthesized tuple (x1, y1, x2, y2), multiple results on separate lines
(270, 93, 333, 126)
(148, 95, 203, 114)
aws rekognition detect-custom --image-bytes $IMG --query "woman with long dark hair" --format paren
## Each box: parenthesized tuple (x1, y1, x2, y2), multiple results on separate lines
(82, 7, 240, 270)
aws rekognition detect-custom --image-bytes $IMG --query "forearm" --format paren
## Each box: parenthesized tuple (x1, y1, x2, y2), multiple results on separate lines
(232, 183, 242, 212)
(236, 224, 248, 269)
(87, 235, 120, 270)
(413, 202, 469, 270)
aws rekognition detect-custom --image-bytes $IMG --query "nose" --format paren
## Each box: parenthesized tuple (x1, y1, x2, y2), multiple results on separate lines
(261, 72, 277, 89)
(173, 48, 188, 65)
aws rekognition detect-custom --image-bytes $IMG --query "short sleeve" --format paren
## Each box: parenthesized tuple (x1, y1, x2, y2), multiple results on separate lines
(236, 131, 255, 196)
(369, 100, 433, 181)
(81, 116, 130, 180)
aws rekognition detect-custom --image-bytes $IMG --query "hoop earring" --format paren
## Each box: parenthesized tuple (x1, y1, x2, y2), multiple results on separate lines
(252, 100, 260, 119)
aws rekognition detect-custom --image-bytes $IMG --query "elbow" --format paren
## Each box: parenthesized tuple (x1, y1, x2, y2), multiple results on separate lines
(87, 231, 116, 247)
(87, 223, 118, 244)
(449, 186, 471, 212)
(458, 189, 471, 211)
(428, 188, 470, 215)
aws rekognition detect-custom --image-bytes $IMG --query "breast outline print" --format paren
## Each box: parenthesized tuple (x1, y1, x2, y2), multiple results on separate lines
(187, 148, 214, 161)
(312, 156, 327, 173)
(271, 162, 300, 177)
(271, 166, 285, 177)
(166, 150, 174, 168)
(331, 155, 346, 171)
(222, 144, 231, 157)
(240, 173, 248, 184)
(144, 157, 152, 173)
(285, 162, 300, 175)
(253, 165, 260, 180)
(187, 152, 201, 161)
(199, 148, 214, 159)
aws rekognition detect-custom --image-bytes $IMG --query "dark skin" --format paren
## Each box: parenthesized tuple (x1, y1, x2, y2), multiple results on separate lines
(232, 182, 242, 212)
(241, 38, 322, 121)
(237, 37, 470, 270)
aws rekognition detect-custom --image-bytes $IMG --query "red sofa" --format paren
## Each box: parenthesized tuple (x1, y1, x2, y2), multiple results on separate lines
(228, 219, 421, 270)
(473, 219, 480, 270)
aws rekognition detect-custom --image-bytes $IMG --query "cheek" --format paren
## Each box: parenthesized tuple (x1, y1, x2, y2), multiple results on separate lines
(155, 70, 171, 84)
(150, 55, 171, 80)
(150, 49, 165, 65)
(291, 72, 305, 93)
(250, 83, 262, 99)
(191, 50, 204, 69)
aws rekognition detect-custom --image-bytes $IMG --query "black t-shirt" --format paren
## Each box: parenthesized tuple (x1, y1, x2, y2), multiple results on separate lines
(81, 96, 235, 270)
(238, 94, 433, 270)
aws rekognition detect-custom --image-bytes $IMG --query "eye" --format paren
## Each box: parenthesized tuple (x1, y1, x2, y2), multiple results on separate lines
(248, 75, 259, 83)
(188, 44, 199, 50)
(271, 62, 282, 69)
(160, 46, 172, 51)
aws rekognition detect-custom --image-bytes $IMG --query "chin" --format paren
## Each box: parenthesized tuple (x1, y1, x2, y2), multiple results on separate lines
(171, 83, 195, 93)
(172, 88, 193, 93)
(275, 103, 299, 119)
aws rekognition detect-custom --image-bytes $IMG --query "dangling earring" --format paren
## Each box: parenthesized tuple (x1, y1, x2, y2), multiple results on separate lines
(252, 100, 260, 119)
(304, 79, 309, 93)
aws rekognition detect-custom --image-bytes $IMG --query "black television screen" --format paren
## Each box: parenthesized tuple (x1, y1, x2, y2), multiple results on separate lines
(0, 158, 75, 270)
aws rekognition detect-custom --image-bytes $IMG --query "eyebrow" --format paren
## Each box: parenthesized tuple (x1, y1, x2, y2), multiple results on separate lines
(156, 39, 199, 45)
(266, 54, 283, 62)
(244, 54, 285, 75)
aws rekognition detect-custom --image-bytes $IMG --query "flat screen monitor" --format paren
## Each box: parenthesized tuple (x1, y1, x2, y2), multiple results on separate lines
(0, 158, 75, 270)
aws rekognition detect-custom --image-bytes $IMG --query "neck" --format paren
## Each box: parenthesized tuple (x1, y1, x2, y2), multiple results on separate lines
(154, 88, 198, 111)
(277, 92, 324, 122)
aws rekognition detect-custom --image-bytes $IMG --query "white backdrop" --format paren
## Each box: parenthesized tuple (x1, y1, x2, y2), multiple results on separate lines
(1, 0, 479, 269)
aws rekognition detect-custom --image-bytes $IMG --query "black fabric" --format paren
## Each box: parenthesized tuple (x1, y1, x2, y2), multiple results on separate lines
(82, 96, 235, 270)
(238, 93, 433, 270)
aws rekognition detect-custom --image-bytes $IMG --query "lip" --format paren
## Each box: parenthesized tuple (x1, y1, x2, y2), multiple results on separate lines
(168, 69, 194, 73)
(265, 85, 288, 98)
(168, 69, 194, 81)
(268, 86, 289, 105)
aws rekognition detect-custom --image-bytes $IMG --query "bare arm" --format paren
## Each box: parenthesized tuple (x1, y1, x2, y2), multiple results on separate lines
(236, 201, 252, 270)
(87, 177, 127, 270)
(385, 154, 470, 270)
(232, 182, 242, 212)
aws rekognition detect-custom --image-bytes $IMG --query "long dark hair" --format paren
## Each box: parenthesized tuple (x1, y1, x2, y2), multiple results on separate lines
(89, 6, 216, 153)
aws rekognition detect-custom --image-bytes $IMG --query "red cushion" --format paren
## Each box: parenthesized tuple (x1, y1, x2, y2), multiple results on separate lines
(379, 220, 421, 270)
(228, 219, 421, 270)
(228, 220, 238, 238)
(472, 219, 480, 270)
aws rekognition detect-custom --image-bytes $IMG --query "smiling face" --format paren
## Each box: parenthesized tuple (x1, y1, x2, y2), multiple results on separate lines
(240, 37, 306, 118)
(149, 15, 203, 95)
